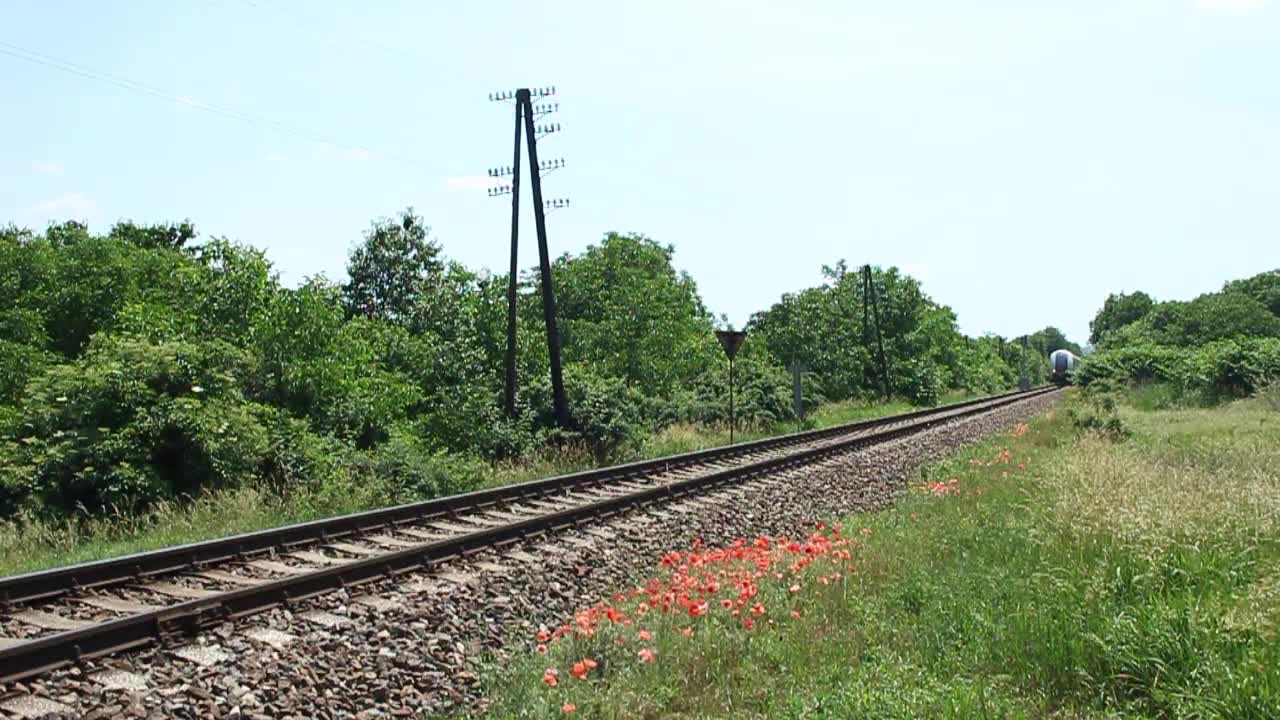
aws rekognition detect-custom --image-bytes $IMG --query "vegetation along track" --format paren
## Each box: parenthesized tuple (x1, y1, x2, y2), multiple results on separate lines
(0, 386, 1056, 684)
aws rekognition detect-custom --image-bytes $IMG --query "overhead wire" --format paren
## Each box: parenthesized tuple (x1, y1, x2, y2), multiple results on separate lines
(0, 38, 430, 171)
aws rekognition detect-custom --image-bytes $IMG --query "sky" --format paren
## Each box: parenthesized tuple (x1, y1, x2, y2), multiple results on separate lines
(3, 0, 1278, 345)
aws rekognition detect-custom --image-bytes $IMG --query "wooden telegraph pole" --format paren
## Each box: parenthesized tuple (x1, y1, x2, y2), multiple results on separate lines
(488, 88, 570, 427)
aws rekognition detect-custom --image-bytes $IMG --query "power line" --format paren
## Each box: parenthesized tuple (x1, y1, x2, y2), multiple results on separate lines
(0, 39, 424, 170)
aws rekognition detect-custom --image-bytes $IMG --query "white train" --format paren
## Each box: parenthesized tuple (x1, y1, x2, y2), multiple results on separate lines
(1049, 349, 1080, 385)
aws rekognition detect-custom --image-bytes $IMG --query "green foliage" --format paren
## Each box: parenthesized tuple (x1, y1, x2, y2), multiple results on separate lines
(108, 220, 197, 251)
(553, 233, 718, 398)
(0, 216, 1036, 524)
(750, 263, 1031, 402)
(1090, 291, 1155, 346)
(1068, 390, 1130, 440)
(1, 335, 270, 516)
(1224, 269, 1280, 317)
(1077, 339, 1280, 405)
(343, 208, 444, 325)
(348, 429, 488, 503)
(1020, 326, 1083, 357)
(1258, 381, 1280, 412)
(524, 364, 645, 462)
(1109, 291, 1280, 348)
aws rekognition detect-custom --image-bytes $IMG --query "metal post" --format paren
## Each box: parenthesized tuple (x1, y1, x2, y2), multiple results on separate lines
(503, 100, 523, 417)
(715, 329, 746, 446)
(520, 89, 569, 428)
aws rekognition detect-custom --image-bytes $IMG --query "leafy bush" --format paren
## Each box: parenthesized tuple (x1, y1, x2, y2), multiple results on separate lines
(1068, 392, 1130, 441)
(682, 351, 799, 429)
(1078, 339, 1280, 405)
(524, 364, 646, 462)
(1105, 292, 1280, 349)
(896, 358, 945, 406)
(348, 429, 488, 504)
(1, 335, 270, 516)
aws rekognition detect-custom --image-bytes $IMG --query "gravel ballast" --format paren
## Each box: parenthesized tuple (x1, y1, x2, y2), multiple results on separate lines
(0, 392, 1060, 719)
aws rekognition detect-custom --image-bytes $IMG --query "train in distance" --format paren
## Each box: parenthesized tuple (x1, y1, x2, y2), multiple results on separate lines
(1049, 349, 1080, 385)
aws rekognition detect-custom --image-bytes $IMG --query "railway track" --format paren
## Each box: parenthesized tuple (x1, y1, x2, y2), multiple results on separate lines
(0, 386, 1056, 685)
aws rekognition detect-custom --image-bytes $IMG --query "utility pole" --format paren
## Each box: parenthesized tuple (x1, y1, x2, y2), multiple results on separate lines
(488, 88, 570, 427)
(1019, 335, 1031, 391)
(863, 264, 891, 399)
(503, 98, 522, 417)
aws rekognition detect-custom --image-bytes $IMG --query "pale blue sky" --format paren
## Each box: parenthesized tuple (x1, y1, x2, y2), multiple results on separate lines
(3, 0, 1277, 344)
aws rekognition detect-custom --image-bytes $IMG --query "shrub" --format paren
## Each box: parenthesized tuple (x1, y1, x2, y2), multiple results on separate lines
(1068, 392, 1130, 441)
(1077, 339, 1280, 405)
(897, 358, 945, 406)
(524, 364, 646, 462)
(0, 334, 271, 517)
(349, 429, 488, 504)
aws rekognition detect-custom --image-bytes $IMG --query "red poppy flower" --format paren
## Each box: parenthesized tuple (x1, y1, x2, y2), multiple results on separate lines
(681, 627, 694, 637)
(536, 628, 550, 643)
(562, 703, 577, 713)
(536, 644, 548, 655)
(638, 648, 656, 663)
(637, 629, 652, 641)
(790, 610, 801, 619)
(542, 669, 559, 687)
(583, 658, 598, 670)
(570, 661, 588, 680)
(742, 617, 754, 630)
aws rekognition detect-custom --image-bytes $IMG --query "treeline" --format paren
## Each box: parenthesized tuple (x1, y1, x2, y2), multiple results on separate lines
(1, 210, 1056, 519)
(1079, 270, 1280, 401)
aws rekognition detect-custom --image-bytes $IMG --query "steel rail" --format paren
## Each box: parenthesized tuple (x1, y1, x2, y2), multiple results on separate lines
(0, 387, 1044, 608)
(0, 386, 1057, 684)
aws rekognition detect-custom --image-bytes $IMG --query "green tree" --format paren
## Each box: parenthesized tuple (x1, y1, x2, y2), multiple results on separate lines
(0, 335, 270, 516)
(108, 220, 197, 251)
(1090, 291, 1155, 346)
(551, 233, 719, 398)
(1120, 293, 1280, 347)
(1224, 270, 1280, 317)
(343, 209, 444, 325)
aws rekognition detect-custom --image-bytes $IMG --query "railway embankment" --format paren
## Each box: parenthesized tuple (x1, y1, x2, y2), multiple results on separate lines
(0, 391, 1057, 718)
(481, 390, 1280, 719)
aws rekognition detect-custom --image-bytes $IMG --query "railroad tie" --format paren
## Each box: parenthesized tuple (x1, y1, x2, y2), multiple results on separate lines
(12, 609, 87, 631)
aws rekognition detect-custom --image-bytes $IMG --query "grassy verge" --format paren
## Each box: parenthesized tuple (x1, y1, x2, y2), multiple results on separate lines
(0, 394, 955, 578)
(475, 391, 1280, 719)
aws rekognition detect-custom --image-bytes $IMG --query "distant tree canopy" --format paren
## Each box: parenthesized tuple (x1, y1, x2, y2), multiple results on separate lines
(1019, 327, 1083, 357)
(1088, 272, 1280, 350)
(1224, 270, 1280, 317)
(0, 213, 1047, 520)
(1089, 291, 1155, 346)
(748, 262, 1035, 405)
(1076, 269, 1280, 403)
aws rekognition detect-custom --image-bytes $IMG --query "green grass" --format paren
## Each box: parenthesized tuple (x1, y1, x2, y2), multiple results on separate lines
(0, 394, 965, 578)
(472, 391, 1280, 719)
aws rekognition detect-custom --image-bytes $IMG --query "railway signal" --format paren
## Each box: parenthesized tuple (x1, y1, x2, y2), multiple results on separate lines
(715, 329, 747, 444)
(489, 86, 571, 427)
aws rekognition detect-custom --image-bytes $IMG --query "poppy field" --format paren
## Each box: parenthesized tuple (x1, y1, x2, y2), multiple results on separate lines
(471, 392, 1280, 719)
